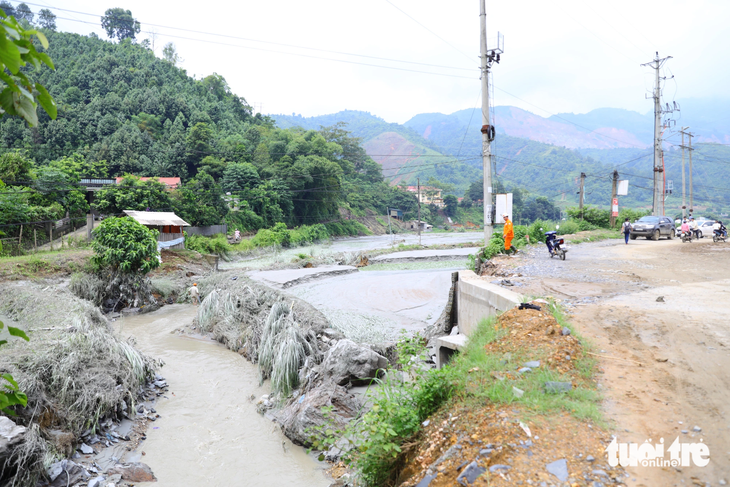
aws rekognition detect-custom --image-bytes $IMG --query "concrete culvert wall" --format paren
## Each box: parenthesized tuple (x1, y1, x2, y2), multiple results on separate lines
(0, 283, 159, 486)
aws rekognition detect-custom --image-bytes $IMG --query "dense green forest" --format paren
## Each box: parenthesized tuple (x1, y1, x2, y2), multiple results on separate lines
(0, 27, 422, 240)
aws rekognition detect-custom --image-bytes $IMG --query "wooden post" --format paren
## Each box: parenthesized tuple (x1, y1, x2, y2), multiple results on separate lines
(34, 229, 37, 252)
(18, 225, 23, 249)
(50, 227, 53, 251)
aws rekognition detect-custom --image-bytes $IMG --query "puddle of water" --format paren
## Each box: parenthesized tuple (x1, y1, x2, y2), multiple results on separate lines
(120, 305, 330, 487)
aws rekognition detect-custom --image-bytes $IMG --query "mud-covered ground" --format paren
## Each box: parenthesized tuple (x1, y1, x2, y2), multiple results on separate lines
(493, 236, 730, 487)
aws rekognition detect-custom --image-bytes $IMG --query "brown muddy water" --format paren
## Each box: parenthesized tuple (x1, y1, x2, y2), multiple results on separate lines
(119, 304, 330, 487)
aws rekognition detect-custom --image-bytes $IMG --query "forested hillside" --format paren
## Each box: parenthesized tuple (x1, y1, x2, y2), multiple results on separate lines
(0, 30, 421, 237)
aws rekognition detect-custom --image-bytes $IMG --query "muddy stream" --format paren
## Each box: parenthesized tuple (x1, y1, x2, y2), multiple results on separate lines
(119, 304, 330, 486)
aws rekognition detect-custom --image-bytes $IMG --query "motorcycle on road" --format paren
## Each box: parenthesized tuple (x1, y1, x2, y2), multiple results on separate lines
(545, 228, 568, 260)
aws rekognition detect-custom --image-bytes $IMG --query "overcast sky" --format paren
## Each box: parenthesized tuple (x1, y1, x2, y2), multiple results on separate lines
(30, 0, 730, 123)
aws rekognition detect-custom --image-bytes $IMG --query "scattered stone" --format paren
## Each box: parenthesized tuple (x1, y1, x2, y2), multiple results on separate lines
(78, 443, 94, 455)
(586, 455, 595, 462)
(88, 476, 105, 487)
(518, 367, 532, 374)
(681, 430, 688, 434)
(718, 479, 727, 486)
(0, 417, 27, 456)
(489, 464, 511, 473)
(107, 462, 157, 482)
(545, 326, 555, 335)
(457, 461, 486, 485)
(523, 361, 540, 368)
(479, 448, 494, 457)
(561, 327, 571, 336)
(422, 420, 430, 427)
(692, 426, 702, 432)
(592, 469, 609, 477)
(415, 473, 437, 487)
(320, 339, 388, 386)
(546, 459, 569, 482)
(544, 381, 572, 393)
(512, 386, 525, 398)
(47, 460, 89, 487)
(656, 296, 665, 302)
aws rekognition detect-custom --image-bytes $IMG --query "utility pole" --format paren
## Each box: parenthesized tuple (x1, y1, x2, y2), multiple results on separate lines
(417, 178, 421, 246)
(479, 0, 502, 244)
(610, 170, 619, 228)
(578, 172, 586, 219)
(642, 52, 672, 217)
(688, 132, 694, 217)
(387, 207, 393, 244)
(679, 127, 689, 219)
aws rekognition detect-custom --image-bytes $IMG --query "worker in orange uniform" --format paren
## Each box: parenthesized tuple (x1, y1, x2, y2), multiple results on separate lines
(502, 213, 516, 254)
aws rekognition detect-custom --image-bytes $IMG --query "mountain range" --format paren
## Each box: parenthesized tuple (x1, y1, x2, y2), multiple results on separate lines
(272, 100, 730, 214)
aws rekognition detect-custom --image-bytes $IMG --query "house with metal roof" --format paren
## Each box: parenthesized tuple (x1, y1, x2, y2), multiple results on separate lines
(123, 210, 190, 250)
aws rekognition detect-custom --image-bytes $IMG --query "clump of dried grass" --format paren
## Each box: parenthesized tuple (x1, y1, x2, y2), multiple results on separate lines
(0, 283, 159, 485)
(193, 275, 328, 396)
(258, 302, 319, 396)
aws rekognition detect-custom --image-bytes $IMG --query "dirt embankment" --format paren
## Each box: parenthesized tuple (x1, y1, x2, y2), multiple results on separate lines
(488, 237, 730, 486)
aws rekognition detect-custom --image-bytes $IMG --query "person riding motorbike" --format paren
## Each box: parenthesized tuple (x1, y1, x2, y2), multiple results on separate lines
(680, 219, 690, 237)
(689, 217, 701, 239)
(714, 220, 728, 238)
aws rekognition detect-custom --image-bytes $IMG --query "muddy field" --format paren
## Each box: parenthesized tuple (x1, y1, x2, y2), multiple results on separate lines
(496, 236, 730, 486)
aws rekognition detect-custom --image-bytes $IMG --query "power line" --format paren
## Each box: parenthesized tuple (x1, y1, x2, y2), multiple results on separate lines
(23, 1, 476, 73)
(383, 0, 474, 64)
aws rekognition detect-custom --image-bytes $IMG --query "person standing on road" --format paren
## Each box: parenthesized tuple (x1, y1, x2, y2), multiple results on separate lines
(622, 218, 632, 244)
(502, 214, 515, 254)
(188, 283, 200, 305)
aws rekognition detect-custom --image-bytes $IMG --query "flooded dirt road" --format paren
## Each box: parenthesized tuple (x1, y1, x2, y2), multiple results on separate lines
(501, 237, 730, 486)
(120, 305, 330, 487)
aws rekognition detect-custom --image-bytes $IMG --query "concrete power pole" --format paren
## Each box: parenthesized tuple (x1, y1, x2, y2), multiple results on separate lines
(417, 178, 421, 246)
(642, 52, 672, 217)
(688, 132, 694, 216)
(679, 127, 689, 219)
(480, 0, 494, 244)
(578, 172, 586, 219)
(610, 170, 619, 228)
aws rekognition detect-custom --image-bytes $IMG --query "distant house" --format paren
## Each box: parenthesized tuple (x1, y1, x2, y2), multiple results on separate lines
(405, 186, 444, 207)
(388, 208, 403, 220)
(123, 210, 190, 250)
(115, 177, 181, 190)
(408, 220, 433, 231)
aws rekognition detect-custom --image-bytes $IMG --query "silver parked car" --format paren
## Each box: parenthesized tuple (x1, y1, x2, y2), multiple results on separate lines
(630, 216, 675, 240)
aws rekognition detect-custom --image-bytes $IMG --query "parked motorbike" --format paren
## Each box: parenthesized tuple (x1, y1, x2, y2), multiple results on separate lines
(680, 230, 693, 243)
(545, 227, 567, 260)
(713, 229, 727, 243)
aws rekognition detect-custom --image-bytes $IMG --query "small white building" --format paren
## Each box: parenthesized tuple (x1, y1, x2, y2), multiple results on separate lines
(408, 220, 433, 231)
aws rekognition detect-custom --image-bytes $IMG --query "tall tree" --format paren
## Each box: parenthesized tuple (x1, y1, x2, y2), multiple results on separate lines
(162, 42, 182, 65)
(0, 1, 15, 18)
(38, 8, 56, 30)
(101, 8, 140, 41)
(14, 2, 32, 23)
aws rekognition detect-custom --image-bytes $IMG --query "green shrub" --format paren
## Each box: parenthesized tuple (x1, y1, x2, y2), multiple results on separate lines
(556, 220, 580, 235)
(186, 234, 232, 260)
(566, 206, 610, 228)
(576, 219, 597, 231)
(527, 219, 554, 243)
(91, 217, 160, 274)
